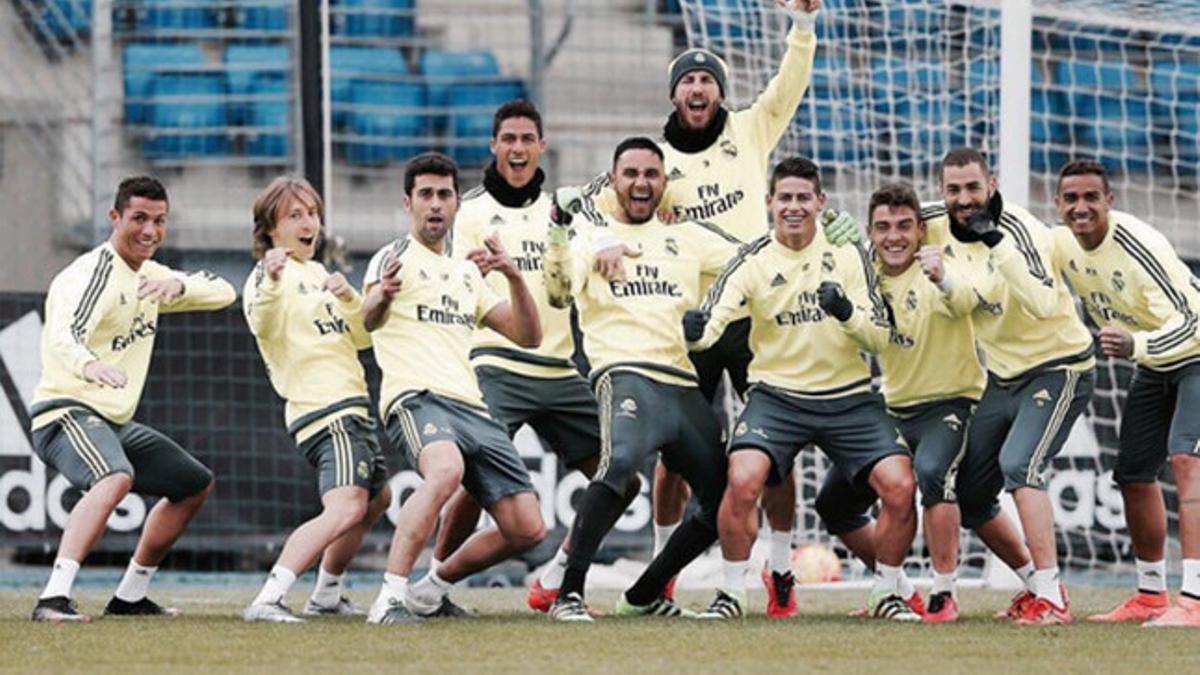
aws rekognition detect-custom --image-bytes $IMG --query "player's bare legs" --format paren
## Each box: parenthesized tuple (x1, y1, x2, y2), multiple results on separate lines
(132, 479, 214, 567)
(429, 492, 546, 584)
(317, 486, 392, 575)
(1012, 488, 1056, 572)
(653, 459, 689, 543)
(1121, 482, 1168, 563)
(1146, 455, 1200, 626)
(432, 487, 482, 564)
(57, 472, 134, 563)
(388, 442, 464, 576)
(923, 503, 959, 579)
(705, 450, 771, 617)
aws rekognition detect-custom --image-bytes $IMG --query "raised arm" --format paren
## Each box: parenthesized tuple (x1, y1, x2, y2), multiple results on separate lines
(478, 234, 541, 348)
(747, 0, 820, 150)
(145, 261, 236, 313)
(242, 248, 289, 339)
(362, 251, 402, 332)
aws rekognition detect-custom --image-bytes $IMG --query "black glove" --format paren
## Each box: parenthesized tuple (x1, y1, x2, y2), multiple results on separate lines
(965, 208, 1004, 248)
(817, 281, 853, 322)
(682, 309, 709, 342)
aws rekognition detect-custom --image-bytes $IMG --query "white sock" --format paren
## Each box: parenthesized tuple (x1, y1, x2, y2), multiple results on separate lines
(539, 547, 569, 590)
(873, 563, 901, 597)
(114, 560, 157, 603)
(897, 569, 916, 600)
(375, 573, 408, 609)
(653, 522, 680, 558)
(40, 558, 80, 600)
(1135, 558, 1167, 594)
(1182, 558, 1200, 600)
(721, 559, 749, 597)
(429, 558, 443, 574)
(252, 565, 297, 606)
(1014, 561, 1036, 592)
(310, 567, 345, 606)
(407, 570, 452, 613)
(768, 528, 792, 575)
(1031, 567, 1064, 607)
(932, 571, 957, 597)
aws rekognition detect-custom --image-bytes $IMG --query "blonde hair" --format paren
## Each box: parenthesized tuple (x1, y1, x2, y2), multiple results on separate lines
(251, 175, 324, 259)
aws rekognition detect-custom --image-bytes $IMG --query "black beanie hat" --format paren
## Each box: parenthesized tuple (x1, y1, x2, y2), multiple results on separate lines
(668, 48, 728, 98)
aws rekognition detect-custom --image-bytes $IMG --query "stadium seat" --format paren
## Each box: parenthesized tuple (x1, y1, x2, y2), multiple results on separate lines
(420, 49, 500, 110)
(1059, 60, 1152, 172)
(333, 0, 414, 39)
(123, 43, 207, 124)
(233, 0, 289, 32)
(144, 73, 229, 158)
(1150, 59, 1200, 170)
(138, 0, 218, 31)
(224, 44, 289, 125)
(244, 75, 290, 158)
(344, 80, 426, 165)
(40, 0, 92, 41)
(330, 46, 408, 128)
(1030, 62, 1067, 172)
(447, 78, 525, 165)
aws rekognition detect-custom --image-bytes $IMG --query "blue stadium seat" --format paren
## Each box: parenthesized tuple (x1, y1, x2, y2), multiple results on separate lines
(1030, 62, 1067, 172)
(223, 44, 289, 125)
(1150, 59, 1200, 170)
(1059, 60, 1152, 172)
(234, 0, 289, 32)
(447, 78, 525, 165)
(144, 73, 229, 158)
(688, 0, 765, 42)
(345, 80, 426, 165)
(41, 0, 92, 40)
(331, 46, 409, 128)
(333, 0, 414, 38)
(420, 49, 500, 111)
(123, 43, 207, 124)
(244, 75, 290, 158)
(138, 0, 218, 31)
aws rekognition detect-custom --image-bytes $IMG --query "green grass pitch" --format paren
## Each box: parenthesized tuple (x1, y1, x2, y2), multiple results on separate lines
(0, 586, 1193, 674)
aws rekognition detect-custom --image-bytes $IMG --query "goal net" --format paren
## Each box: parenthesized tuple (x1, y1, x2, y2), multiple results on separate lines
(679, 0, 1200, 583)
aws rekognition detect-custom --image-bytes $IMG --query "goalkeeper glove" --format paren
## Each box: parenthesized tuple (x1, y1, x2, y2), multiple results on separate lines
(548, 186, 583, 246)
(682, 309, 709, 342)
(784, 1, 819, 32)
(821, 209, 860, 246)
(817, 281, 853, 321)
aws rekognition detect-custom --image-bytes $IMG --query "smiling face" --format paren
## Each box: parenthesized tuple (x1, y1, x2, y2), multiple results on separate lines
(671, 70, 723, 131)
(490, 116, 545, 189)
(109, 196, 168, 270)
(940, 161, 997, 228)
(869, 204, 924, 275)
(768, 176, 824, 250)
(610, 148, 666, 224)
(270, 191, 322, 262)
(1055, 172, 1113, 251)
(405, 173, 459, 248)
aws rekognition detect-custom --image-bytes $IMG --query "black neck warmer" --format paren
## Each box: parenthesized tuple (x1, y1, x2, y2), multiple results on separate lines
(662, 107, 729, 154)
(483, 162, 545, 208)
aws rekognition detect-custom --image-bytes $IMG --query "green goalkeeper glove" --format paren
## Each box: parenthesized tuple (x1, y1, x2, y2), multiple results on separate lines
(821, 209, 860, 246)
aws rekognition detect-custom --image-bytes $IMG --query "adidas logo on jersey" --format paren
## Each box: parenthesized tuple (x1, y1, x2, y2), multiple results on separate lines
(490, 215, 505, 226)
(942, 413, 962, 431)
(770, 273, 787, 288)
(1033, 389, 1053, 406)
(667, 167, 685, 181)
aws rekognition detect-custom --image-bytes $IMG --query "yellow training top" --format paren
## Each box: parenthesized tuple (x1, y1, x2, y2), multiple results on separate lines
(545, 215, 738, 387)
(243, 257, 372, 442)
(696, 233, 892, 398)
(451, 187, 577, 379)
(32, 242, 236, 428)
(1052, 210, 1200, 372)
(364, 236, 503, 419)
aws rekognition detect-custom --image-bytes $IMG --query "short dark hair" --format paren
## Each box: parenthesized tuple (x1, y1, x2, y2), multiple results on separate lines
(868, 182, 922, 226)
(612, 136, 664, 168)
(1057, 159, 1110, 193)
(113, 176, 168, 214)
(403, 152, 459, 196)
(492, 99, 543, 138)
(939, 147, 991, 181)
(769, 157, 821, 195)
